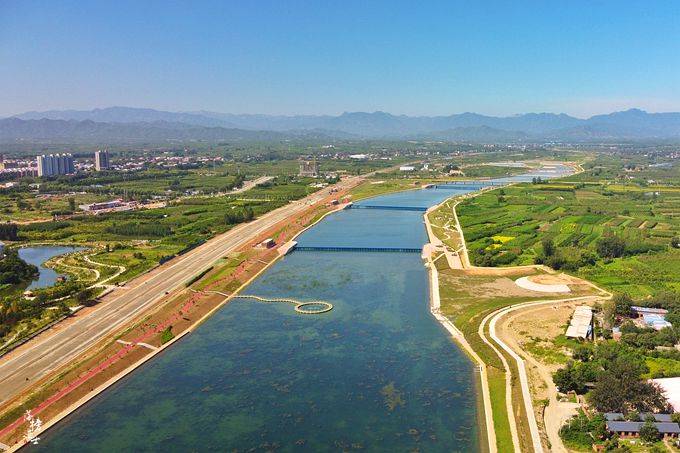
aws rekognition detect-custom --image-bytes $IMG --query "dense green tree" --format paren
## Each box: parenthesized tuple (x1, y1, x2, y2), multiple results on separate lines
(76, 288, 98, 306)
(590, 355, 669, 413)
(553, 361, 599, 394)
(0, 249, 38, 285)
(601, 300, 616, 330)
(0, 223, 19, 241)
(542, 237, 555, 257)
(223, 207, 255, 225)
(612, 293, 633, 316)
(596, 235, 626, 259)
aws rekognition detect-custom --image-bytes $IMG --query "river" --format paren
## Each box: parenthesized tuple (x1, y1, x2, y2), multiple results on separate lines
(32, 165, 572, 452)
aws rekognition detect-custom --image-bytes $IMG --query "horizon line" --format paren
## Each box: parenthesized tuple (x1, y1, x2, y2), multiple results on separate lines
(6, 105, 680, 121)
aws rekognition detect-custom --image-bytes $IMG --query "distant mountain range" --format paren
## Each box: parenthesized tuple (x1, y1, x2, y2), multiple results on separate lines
(4, 106, 680, 143)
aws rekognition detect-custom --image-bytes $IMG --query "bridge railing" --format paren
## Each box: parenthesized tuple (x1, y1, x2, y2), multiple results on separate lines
(351, 205, 427, 212)
(293, 246, 422, 253)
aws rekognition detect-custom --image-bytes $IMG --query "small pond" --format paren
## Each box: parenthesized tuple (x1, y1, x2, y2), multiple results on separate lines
(18, 246, 86, 289)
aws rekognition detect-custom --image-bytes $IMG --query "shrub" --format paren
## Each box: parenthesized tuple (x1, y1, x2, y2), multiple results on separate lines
(542, 237, 555, 256)
(160, 326, 174, 344)
(625, 411, 640, 421)
(639, 420, 660, 443)
(559, 411, 606, 449)
(596, 235, 626, 259)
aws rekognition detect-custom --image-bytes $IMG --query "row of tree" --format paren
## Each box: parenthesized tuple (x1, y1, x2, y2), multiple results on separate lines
(223, 207, 254, 225)
(0, 223, 19, 241)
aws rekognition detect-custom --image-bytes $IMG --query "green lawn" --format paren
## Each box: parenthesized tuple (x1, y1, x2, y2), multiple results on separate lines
(487, 368, 514, 452)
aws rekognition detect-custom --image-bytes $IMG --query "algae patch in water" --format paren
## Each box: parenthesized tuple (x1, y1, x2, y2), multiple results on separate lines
(380, 382, 405, 411)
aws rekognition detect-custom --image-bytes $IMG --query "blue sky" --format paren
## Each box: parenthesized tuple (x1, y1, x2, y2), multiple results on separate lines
(1, 0, 679, 117)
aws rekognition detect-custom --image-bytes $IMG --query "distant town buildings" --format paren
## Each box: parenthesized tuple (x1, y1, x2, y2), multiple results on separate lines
(0, 167, 38, 179)
(0, 155, 18, 170)
(94, 150, 110, 171)
(37, 154, 75, 177)
(299, 159, 320, 177)
(0, 155, 37, 179)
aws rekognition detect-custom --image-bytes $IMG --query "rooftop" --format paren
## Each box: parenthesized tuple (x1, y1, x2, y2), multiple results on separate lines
(632, 306, 669, 315)
(606, 421, 680, 434)
(604, 413, 673, 422)
(565, 305, 593, 339)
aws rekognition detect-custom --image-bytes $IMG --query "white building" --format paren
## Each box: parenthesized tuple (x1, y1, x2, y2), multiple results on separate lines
(37, 154, 75, 177)
(399, 166, 416, 172)
(95, 150, 110, 171)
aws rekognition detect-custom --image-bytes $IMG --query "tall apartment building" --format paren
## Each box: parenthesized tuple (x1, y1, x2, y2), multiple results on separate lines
(37, 153, 75, 177)
(94, 149, 110, 171)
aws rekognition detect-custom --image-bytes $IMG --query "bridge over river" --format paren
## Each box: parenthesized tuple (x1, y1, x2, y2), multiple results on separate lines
(350, 205, 427, 212)
(293, 245, 422, 253)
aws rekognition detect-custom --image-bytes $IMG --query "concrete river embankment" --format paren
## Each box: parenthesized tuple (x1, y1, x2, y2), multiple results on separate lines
(32, 166, 571, 452)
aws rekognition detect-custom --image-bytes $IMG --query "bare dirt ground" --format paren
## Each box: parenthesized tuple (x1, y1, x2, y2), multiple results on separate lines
(496, 301, 592, 452)
(530, 274, 572, 285)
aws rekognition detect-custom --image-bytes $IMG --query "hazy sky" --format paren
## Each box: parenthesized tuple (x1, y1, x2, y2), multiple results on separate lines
(2, 0, 679, 118)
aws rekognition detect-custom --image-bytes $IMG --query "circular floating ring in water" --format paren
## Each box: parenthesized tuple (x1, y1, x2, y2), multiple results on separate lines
(294, 301, 334, 314)
(233, 294, 333, 315)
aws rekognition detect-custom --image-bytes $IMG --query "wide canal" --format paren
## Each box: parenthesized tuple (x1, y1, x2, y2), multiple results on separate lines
(33, 165, 571, 452)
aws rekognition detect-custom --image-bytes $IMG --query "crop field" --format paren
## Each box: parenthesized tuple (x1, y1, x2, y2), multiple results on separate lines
(582, 248, 680, 298)
(457, 182, 680, 296)
(17, 177, 314, 245)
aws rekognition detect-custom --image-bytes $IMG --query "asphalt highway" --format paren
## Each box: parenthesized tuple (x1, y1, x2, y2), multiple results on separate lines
(0, 176, 360, 404)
